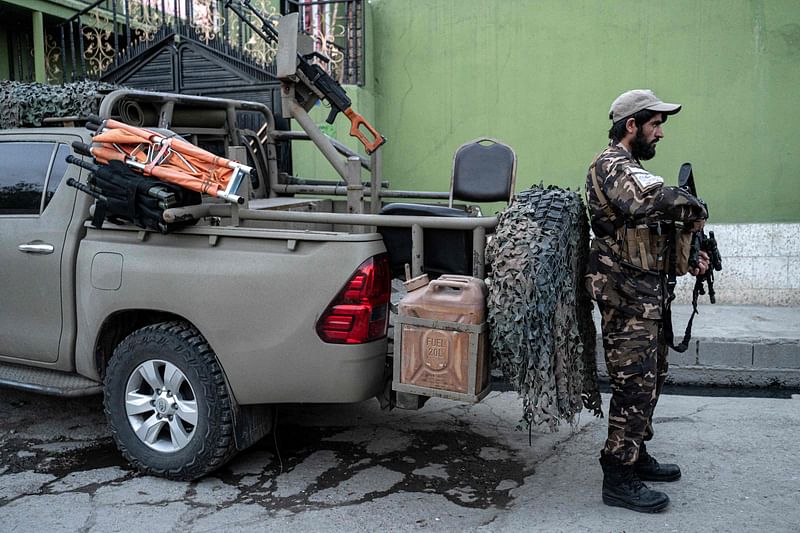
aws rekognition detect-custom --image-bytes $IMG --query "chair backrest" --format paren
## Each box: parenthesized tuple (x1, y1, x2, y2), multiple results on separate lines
(449, 137, 517, 208)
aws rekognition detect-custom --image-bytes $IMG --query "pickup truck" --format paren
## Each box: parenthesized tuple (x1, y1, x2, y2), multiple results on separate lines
(0, 89, 495, 480)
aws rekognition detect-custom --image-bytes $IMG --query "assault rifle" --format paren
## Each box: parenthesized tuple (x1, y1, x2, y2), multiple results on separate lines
(225, 0, 386, 154)
(665, 163, 723, 353)
(678, 163, 723, 304)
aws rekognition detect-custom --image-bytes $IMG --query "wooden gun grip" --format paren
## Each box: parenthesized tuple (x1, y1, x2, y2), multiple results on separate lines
(343, 108, 386, 154)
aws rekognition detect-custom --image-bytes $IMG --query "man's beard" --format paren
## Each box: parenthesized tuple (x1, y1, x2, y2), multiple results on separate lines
(631, 129, 657, 160)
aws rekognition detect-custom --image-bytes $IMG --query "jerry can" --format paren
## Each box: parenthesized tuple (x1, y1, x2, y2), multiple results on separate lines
(393, 275, 489, 401)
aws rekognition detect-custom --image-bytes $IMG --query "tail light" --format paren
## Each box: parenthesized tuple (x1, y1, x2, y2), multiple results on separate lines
(316, 254, 391, 344)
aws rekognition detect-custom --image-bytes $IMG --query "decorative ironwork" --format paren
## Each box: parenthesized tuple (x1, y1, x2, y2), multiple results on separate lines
(288, 0, 364, 85)
(44, 34, 63, 83)
(300, 1, 347, 82)
(82, 12, 116, 76)
(131, 1, 171, 45)
(51, 0, 363, 85)
(190, 0, 224, 44)
(239, 1, 281, 66)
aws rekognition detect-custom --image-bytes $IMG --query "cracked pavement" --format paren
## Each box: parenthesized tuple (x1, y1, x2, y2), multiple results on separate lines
(1, 389, 798, 532)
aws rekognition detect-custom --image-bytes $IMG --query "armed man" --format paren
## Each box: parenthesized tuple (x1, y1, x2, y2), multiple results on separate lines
(584, 89, 710, 513)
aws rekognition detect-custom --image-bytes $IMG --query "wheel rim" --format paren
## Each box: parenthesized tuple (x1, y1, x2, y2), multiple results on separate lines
(124, 359, 199, 453)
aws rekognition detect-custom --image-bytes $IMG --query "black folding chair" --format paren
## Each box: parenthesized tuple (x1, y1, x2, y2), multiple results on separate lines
(379, 138, 517, 276)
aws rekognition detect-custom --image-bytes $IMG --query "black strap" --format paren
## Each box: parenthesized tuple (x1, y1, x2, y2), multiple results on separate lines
(125, 175, 140, 223)
(663, 297, 698, 353)
(92, 199, 106, 229)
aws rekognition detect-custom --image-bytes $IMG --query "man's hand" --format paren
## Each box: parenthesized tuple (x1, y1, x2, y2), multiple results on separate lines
(690, 250, 710, 277)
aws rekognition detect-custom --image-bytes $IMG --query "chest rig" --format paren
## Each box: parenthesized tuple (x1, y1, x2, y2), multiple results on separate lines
(588, 157, 670, 273)
(588, 155, 704, 354)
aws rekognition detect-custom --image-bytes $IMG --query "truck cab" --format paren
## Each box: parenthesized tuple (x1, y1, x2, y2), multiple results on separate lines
(0, 129, 91, 368)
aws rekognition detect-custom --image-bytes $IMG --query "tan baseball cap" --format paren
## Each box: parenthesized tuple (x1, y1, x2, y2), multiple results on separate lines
(609, 89, 681, 123)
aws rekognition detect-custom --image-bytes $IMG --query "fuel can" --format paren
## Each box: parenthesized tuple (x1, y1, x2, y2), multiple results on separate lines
(396, 275, 488, 397)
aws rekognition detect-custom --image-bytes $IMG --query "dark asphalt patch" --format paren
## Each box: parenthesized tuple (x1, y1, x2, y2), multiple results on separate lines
(217, 422, 528, 512)
(0, 437, 129, 477)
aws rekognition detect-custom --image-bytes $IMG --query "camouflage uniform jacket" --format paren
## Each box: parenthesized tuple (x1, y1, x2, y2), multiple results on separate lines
(584, 143, 707, 319)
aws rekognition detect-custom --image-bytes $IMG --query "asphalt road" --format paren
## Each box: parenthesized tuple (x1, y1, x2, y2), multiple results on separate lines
(1, 388, 798, 532)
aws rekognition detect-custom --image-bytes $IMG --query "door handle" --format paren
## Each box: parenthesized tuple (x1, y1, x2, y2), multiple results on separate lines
(18, 242, 55, 254)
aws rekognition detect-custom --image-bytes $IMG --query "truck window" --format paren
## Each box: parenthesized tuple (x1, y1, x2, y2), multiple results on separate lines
(0, 142, 57, 215)
(43, 144, 71, 211)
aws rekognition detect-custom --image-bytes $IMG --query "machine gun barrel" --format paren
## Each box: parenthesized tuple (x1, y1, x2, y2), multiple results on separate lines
(225, 0, 278, 44)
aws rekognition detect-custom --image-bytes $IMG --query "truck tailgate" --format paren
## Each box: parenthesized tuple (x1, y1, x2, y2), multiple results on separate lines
(75, 225, 388, 404)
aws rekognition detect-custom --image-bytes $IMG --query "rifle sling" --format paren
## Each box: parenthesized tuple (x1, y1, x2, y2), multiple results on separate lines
(589, 155, 620, 230)
(588, 154, 627, 256)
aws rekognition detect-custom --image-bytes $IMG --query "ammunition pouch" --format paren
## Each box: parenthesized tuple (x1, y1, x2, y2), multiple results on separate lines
(602, 224, 668, 273)
(674, 230, 694, 276)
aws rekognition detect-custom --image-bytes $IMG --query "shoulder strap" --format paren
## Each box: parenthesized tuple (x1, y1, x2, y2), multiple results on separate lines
(589, 153, 620, 225)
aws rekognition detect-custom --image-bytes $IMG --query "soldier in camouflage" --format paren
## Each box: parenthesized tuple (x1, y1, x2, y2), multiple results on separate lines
(585, 89, 710, 513)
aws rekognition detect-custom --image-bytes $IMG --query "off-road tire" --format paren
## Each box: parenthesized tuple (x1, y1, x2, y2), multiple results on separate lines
(486, 185, 602, 428)
(104, 321, 237, 480)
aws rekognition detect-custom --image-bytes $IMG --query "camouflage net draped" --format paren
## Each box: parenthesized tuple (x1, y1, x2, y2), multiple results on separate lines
(486, 184, 602, 431)
(0, 80, 120, 129)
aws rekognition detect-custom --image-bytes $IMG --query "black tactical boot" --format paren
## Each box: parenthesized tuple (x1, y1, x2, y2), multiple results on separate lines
(635, 443, 682, 482)
(599, 451, 670, 513)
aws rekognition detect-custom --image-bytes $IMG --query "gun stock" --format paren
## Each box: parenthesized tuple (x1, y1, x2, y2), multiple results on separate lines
(344, 109, 386, 155)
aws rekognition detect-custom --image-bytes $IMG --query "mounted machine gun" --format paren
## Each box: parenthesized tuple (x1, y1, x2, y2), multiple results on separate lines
(225, 0, 385, 155)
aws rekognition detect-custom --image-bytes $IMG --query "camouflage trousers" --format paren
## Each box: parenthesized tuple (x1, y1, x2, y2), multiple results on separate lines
(599, 303, 668, 465)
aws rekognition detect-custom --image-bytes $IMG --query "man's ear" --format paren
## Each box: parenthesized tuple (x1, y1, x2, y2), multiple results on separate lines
(625, 117, 637, 135)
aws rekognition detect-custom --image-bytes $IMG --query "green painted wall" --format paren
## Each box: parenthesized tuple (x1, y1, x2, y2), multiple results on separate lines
(348, 0, 799, 223)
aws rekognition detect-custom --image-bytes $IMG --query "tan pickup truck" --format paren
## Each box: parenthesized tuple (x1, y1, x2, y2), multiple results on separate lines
(0, 88, 498, 480)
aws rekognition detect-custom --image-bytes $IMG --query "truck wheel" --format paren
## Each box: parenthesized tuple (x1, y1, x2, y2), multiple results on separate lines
(104, 321, 237, 480)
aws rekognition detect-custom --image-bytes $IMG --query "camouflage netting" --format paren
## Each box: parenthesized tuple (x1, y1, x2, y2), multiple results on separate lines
(486, 184, 603, 432)
(0, 80, 120, 129)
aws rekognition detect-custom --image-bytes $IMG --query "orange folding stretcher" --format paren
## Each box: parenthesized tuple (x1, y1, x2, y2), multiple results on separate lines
(83, 117, 250, 204)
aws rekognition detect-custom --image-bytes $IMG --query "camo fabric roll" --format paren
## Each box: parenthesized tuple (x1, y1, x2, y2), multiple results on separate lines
(486, 184, 603, 431)
(0, 80, 120, 129)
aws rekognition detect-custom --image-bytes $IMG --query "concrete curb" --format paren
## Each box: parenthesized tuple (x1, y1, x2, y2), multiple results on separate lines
(595, 337, 800, 388)
(593, 304, 800, 388)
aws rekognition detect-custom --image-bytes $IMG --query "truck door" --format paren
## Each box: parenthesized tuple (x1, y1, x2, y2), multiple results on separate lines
(0, 138, 74, 363)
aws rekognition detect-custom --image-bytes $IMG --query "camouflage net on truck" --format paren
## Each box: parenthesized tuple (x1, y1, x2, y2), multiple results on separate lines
(0, 80, 119, 129)
(486, 184, 603, 431)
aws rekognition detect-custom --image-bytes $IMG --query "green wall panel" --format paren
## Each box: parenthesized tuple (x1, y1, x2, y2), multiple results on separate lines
(359, 0, 800, 222)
